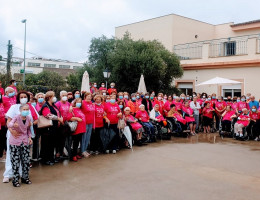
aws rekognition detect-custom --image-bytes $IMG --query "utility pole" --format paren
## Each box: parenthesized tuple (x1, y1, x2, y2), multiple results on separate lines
(6, 40, 12, 81)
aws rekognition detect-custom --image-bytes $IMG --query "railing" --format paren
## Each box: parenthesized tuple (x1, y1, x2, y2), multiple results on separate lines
(209, 38, 248, 58)
(174, 43, 203, 60)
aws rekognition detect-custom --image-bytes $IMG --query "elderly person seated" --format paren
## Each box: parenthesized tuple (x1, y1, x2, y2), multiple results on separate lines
(234, 108, 250, 138)
(150, 104, 168, 127)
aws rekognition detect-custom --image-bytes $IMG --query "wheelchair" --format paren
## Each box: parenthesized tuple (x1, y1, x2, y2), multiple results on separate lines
(166, 117, 189, 138)
(150, 119, 171, 140)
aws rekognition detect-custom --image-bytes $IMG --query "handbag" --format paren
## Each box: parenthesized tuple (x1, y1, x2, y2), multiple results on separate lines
(117, 116, 126, 129)
(37, 115, 53, 128)
(65, 111, 78, 132)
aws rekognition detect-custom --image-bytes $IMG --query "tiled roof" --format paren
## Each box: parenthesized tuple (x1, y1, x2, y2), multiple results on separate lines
(231, 19, 260, 27)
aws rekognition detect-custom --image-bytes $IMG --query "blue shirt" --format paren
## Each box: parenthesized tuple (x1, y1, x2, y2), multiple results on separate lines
(249, 101, 259, 109)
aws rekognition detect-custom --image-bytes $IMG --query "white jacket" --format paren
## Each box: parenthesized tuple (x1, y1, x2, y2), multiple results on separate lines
(149, 109, 161, 121)
(190, 101, 201, 115)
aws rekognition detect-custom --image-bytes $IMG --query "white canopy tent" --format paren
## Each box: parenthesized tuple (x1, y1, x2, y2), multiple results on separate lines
(81, 71, 90, 92)
(137, 74, 147, 94)
(196, 77, 241, 86)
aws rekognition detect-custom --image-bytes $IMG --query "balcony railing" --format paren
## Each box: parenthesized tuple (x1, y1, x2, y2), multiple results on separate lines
(209, 37, 247, 58)
(174, 43, 203, 60)
(174, 34, 260, 60)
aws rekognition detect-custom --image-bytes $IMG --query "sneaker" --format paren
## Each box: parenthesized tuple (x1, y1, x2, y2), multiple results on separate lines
(3, 177, 9, 183)
(72, 156, 78, 162)
(106, 150, 110, 154)
(95, 151, 100, 155)
(112, 150, 116, 154)
(235, 133, 239, 137)
(82, 152, 90, 158)
(240, 133, 243, 137)
(254, 137, 259, 141)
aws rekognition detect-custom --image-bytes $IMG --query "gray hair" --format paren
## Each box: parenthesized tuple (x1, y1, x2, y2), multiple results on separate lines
(19, 104, 29, 111)
(60, 90, 68, 97)
(5, 87, 14, 93)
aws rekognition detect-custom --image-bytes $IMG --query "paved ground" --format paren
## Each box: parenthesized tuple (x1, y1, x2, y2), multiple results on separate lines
(0, 133, 260, 200)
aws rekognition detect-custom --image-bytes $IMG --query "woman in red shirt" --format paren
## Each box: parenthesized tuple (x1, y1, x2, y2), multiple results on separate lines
(104, 95, 122, 154)
(182, 101, 196, 135)
(67, 98, 86, 162)
(246, 105, 260, 140)
(0, 91, 6, 161)
(202, 102, 215, 134)
(215, 96, 227, 131)
(81, 92, 95, 157)
(221, 105, 236, 134)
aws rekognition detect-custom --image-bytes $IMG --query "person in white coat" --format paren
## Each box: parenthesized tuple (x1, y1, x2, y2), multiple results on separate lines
(3, 91, 38, 183)
(190, 96, 201, 133)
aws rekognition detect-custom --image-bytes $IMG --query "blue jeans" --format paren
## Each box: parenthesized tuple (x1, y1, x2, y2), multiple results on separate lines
(81, 124, 93, 153)
(143, 122, 155, 135)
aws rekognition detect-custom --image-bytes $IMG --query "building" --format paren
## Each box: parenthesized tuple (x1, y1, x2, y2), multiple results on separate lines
(115, 14, 260, 99)
(0, 57, 84, 78)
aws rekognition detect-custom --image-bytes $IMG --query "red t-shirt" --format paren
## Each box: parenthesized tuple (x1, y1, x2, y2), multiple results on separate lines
(67, 108, 86, 135)
(3, 96, 16, 113)
(0, 88, 4, 96)
(0, 103, 6, 127)
(107, 88, 117, 95)
(203, 107, 214, 118)
(81, 100, 95, 124)
(182, 106, 195, 122)
(135, 110, 149, 122)
(95, 104, 105, 128)
(215, 101, 227, 112)
(223, 111, 235, 121)
(237, 102, 249, 111)
(237, 114, 250, 126)
(55, 101, 71, 121)
(104, 103, 121, 124)
(249, 112, 260, 120)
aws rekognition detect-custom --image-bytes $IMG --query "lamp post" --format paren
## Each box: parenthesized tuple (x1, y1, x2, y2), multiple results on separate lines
(21, 19, 27, 86)
(103, 68, 111, 90)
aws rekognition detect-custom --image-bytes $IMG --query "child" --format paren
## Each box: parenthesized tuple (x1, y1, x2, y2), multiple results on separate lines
(7, 104, 32, 187)
(202, 102, 215, 134)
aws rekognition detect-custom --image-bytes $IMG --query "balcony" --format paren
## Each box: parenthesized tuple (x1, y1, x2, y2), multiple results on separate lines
(173, 34, 260, 67)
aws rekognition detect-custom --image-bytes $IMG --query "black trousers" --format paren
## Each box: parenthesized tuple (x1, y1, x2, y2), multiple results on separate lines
(72, 134, 82, 157)
(107, 124, 120, 151)
(55, 125, 69, 156)
(253, 120, 260, 138)
(0, 126, 7, 158)
(214, 112, 220, 130)
(41, 127, 56, 162)
(32, 126, 41, 160)
(222, 120, 231, 132)
(90, 128, 102, 152)
(246, 121, 257, 138)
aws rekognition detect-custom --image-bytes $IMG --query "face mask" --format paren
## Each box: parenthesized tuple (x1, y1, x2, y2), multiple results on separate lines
(158, 97, 162, 101)
(145, 96, 149, 99)
(94, 85, 97, 88)
(186, 97, 190, 100)
(181, 97, 185, 99)
(252, 108, 256, 112)
(237, 99, 240, 103)
(152, 93, 155, 96)
(103, 93, 106, 96)
(119, 105, 123, 109)
(96, 103, 101, 106)
(110, 86, 114, 88)
(68, 98, 73, 103)
(203, 96, 206, 98)
(150, 97, 154, 100)
(110, 99, 116, 104)
(101, 85, 105, 87)
(218, 100, 221, 102)
(38, 98, 44, 103)
(21, 110, 29, 117)
(193, 95, 196, 98)
(164, 97, 167, 100)
(76, 103, 82, 108)
(20, 98, 28, 104)
(62, 96, 68, 101)
(208, 98, 211, 101)
(246, 96, 250, 100)
(8, 92, 14, 97)
(119, 96, 123, 99)
(132, 97, 136, 101)
(14, 82, 17, 86)
(31, 102, 36, 107)
(141, 95, 144, 98)
(75, 94, 80, 99)
(52, 97, 57, 103)
(136, 95, 140, 99)
(106, 100, 110, 103)
(124, 95, 128, 99)
(212, 96, 216, 99)
(241, 98, 245, 102)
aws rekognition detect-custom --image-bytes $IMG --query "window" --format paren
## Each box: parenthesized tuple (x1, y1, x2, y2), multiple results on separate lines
(28, 62, 41, 67)
(222, 84, 241, 98)
(73, 66, 81, 70)
(177, 82, 193, 95)
(59, 65, 70, 69)
(224, 41, 236, 56)
(44, 64, 56, 68)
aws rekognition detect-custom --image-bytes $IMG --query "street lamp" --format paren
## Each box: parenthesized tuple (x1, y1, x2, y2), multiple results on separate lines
(21, 19, 27, 86)
(103, 68, 111, 90)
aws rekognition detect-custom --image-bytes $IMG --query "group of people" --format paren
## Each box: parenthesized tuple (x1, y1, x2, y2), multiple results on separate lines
(0, 80, 260, 188)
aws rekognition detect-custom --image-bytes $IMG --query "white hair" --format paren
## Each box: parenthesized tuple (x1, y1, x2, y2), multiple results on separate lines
(139, 104, 145, 109)
(60, 90, 67, 97)
(5, 87, 14, 93)
(124, 107, 131, 112)
(35, 92, 45, 99)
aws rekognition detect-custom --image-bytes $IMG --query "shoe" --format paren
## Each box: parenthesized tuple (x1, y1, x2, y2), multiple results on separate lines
(254, 137, 259, 141)
(12, 181, 20, 187)
(112, 150, 116, 154)
(235, 133, 239, 137)
(82, 152, 90, 158)
(72, 156, 78, 162)
(21, 178, 32, 184)
(240, 133, 243, 137)
(44, 161, 54, 166)
(76, 155, 82, 159)
(3, 177, 9, 183)
(106, 150, 110, 154)
(95, 151, 100, 155)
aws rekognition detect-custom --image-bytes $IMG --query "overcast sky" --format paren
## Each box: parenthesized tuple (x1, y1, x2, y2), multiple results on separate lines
(0, 0, 259, 63)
